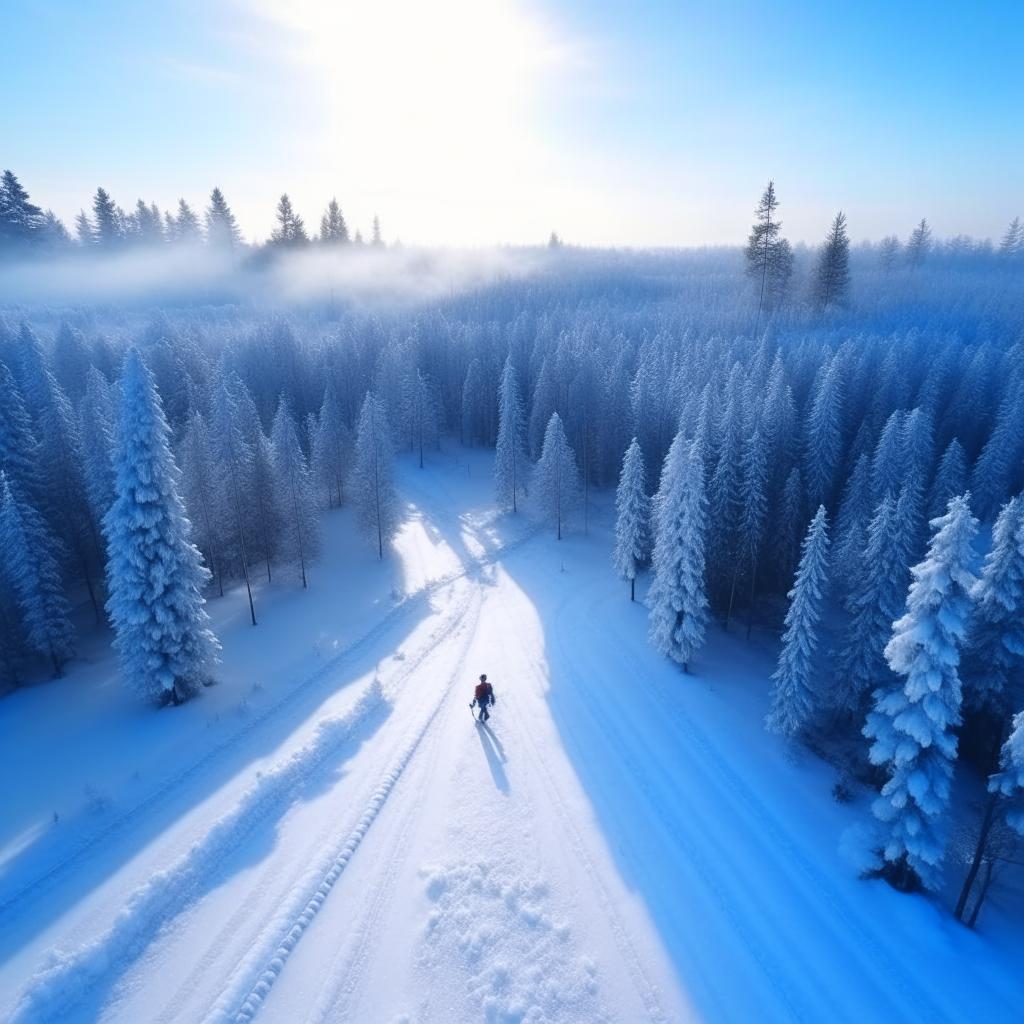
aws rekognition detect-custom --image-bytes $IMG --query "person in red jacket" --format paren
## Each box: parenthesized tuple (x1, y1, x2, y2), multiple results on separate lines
(471, 673, 496, 722)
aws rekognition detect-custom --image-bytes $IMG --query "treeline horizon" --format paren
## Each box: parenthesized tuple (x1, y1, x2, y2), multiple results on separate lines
(3, 168, 1024, 263)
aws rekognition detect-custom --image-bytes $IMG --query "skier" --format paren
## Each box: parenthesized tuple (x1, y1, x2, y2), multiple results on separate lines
(471, 673, 496, 722)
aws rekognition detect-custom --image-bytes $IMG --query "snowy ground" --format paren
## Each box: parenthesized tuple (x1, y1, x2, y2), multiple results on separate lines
(2, 446, 1023, 1023)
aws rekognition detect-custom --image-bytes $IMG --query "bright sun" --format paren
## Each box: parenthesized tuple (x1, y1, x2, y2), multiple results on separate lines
(250, 0, 570, 242)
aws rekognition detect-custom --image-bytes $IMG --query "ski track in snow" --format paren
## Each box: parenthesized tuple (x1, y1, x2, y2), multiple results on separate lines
(215, 585, 484, 1024)
(8, 513, 513, 1023)
(8, 681, 389, 1024)
(0, 514, 538, 925)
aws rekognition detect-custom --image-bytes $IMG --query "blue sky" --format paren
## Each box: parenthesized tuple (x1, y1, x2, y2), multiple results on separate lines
(3, 0, 1022, 246)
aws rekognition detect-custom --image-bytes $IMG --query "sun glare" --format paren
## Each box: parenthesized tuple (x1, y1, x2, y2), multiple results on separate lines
(250, 0, 568, 242)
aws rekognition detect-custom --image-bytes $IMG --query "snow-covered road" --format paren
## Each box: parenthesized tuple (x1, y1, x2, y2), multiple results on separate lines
(3, 449, 1023, 1023)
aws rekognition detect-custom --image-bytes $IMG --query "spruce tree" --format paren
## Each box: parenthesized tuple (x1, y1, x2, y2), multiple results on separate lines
(648, 433, 708, 672)
(0, 170, 44, 245)
(349, 391, 399, 558)
(211, 379, 258, 624)
(990, 711, 1024, 835)
(739, 424, 769, 636)
(179, 410, 227, 597)
(613, 438, 651, 600)
(963, 497, 1024, 712)
(494, 353, 527, 512)
(532, 412, 581, 540)
(834, 492, 913, 715)
(271, 398, 320, 588)
(270, 194, 308, 246)
(766, 506, 830, 737)
(802, 356, 844, 509)
(172, 199, 202, 244)
(927, 439, 967, 520)
(104, 351, 219, 704)
(205, 187, 241, 248)
(745, 181, 791, 332)
(312, 381, 352, 507)
(998, 217, 1023, 260)
(0, 472, 75, 677)
(864, 495, 978, 890)
(319, 198, 349, 244)
(813, 212, 851, 309)
(905, 218, 932, 266)
(78, 366, 117, 527)
(92, 187, 121, 247)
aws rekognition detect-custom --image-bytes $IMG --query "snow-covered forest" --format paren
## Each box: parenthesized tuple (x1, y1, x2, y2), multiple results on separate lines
(3, 168, 1024, 1021)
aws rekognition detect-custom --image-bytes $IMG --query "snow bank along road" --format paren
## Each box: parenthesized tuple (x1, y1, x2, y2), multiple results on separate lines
(4, 452, 1023, 1022)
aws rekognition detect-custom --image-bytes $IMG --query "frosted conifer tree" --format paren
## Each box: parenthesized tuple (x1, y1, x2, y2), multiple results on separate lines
(179, 411, 226, 597)
(495, 354, 527, 512)
(613, 438, 651, 600)
(271, 398, 320, 588)
(78, 366, 117, 526)
(104, 351, 219, 704)
(647, 434, 708, 672)
(738, 424, 769, 636)
(211, 379, 257, 625)
(927, 439, 967, 521)
(963, 497, 1024, 711)
(349, 391, 399, 558)
(528, 357, 557, 459)
(864, 495, 978, 890)
(0, 472, 75, 676)
(802, 357, 844, 509)
(313, 381, 352, 508)
(834, 492, 912, 715)
(990, 711, 1024, 835)
(812, 211, 850, 309)
(532, 412, 581, 540)
(766, 506, 830, 737)
(0, 361, 43, 505)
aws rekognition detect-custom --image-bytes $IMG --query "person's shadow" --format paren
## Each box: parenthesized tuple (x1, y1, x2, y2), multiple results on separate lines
(475, 719, 509, 794)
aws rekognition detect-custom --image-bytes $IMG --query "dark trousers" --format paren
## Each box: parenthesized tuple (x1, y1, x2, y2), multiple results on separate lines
(477, 701, 490, 721)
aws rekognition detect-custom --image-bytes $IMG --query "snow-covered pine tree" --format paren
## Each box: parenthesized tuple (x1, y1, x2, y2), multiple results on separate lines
(766, 505, 830, 737)
(905, 218, 932, 266)
(532, 412, 581, 540)
(271, 398, 320, 588)
(927, 439, 967, 521)
(970, 385, 1024, 520)
(0, 361, 43, 506)
(211, 378, 257, 625)
(205, 187, 241, 248)
(528, 357, 557, 459)
(831, 452, 873, 598)
(613, 438, 651, 600)
(991, 711, 1024, 835)
(77, 366, 117, 527)
(495, 353, 527, 512)
(104, 351, 219, 704)
(773, 466, 805, 590)
(0, 471, 75, 677)
(864, 495, 978, 890)
(313, 380, 352, 508)
(349, 391, 399, 558)
(319, 198, 349, 244)
(647, 433, 708, 672)
(833, 492, 913, 715)
(178, 410, 226, 596)
(812, 211, 851, 309)
(738, 423, 769, 636)
(802, 356, 844, 510)
(963, 497, 1024, 712)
